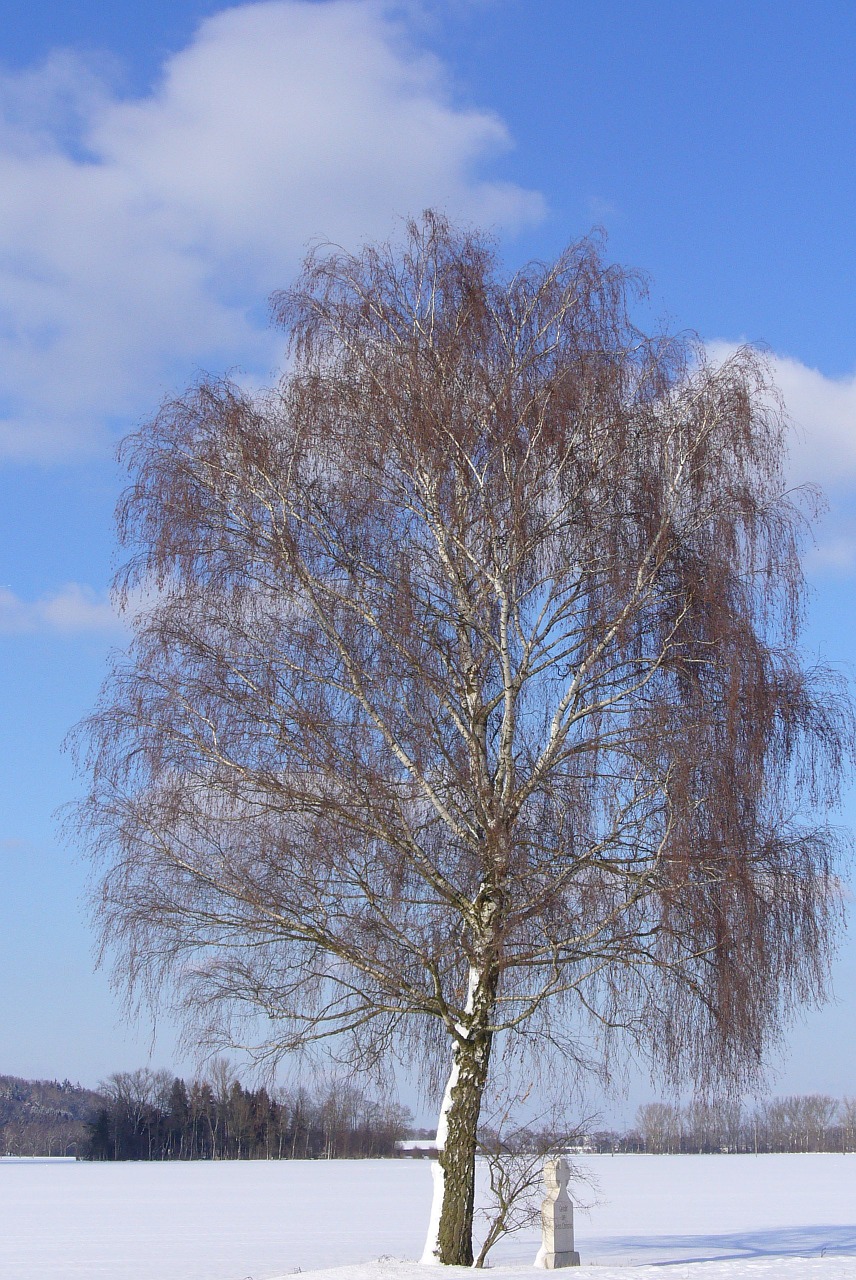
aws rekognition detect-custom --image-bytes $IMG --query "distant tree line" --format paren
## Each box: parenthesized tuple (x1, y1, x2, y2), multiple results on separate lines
(7, 1073, 856, 1159)
(1, 1067, 410, 1160)
(585, 1096, 856, 1154)
(0, 1075, 102, 1157)
(86, 1065, 412, 1161)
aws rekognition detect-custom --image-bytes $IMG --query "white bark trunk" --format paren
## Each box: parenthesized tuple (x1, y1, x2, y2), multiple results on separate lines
(419, 1058, 458, 1265)
(419, 966, 479, 1266)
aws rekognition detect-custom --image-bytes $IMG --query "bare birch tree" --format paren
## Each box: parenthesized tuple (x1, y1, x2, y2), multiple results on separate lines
(73, 213, 852, 1264)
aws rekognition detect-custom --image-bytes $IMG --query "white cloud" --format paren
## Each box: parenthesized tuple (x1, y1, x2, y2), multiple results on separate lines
(0, 0, 543, 461)
(767, 355, 856, 490)
(704, 342, 856, 577)
(0, 583, 121, 634)
(707, 342, 856, 490)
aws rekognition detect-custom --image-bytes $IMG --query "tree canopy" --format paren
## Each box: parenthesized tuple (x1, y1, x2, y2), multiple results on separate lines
(74, 213, 852, 1264)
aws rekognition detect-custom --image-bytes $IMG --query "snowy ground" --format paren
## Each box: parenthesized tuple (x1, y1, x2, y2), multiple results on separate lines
(2, 1153, 856, 1279)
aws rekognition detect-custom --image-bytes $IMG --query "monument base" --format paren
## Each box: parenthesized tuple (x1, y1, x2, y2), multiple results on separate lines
(538, 1251, 580, 1269)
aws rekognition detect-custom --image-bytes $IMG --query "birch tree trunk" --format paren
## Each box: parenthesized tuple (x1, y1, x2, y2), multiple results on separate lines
(422, 966, 497, 1266)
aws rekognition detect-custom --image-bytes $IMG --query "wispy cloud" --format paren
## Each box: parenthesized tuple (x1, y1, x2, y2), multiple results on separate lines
(0, 583, 121, 634)
(0, 0, 543, 461)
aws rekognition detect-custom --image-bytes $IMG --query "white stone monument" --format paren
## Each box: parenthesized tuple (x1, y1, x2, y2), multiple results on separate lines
(534, 1156, 580, 1268)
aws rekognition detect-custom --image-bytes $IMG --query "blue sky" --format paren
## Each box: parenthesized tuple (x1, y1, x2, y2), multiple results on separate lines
(2, 0, 856, 1110)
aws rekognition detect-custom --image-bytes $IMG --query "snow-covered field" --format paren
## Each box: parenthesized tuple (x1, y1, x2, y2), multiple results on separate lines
(2, 1153, 856, 1280)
